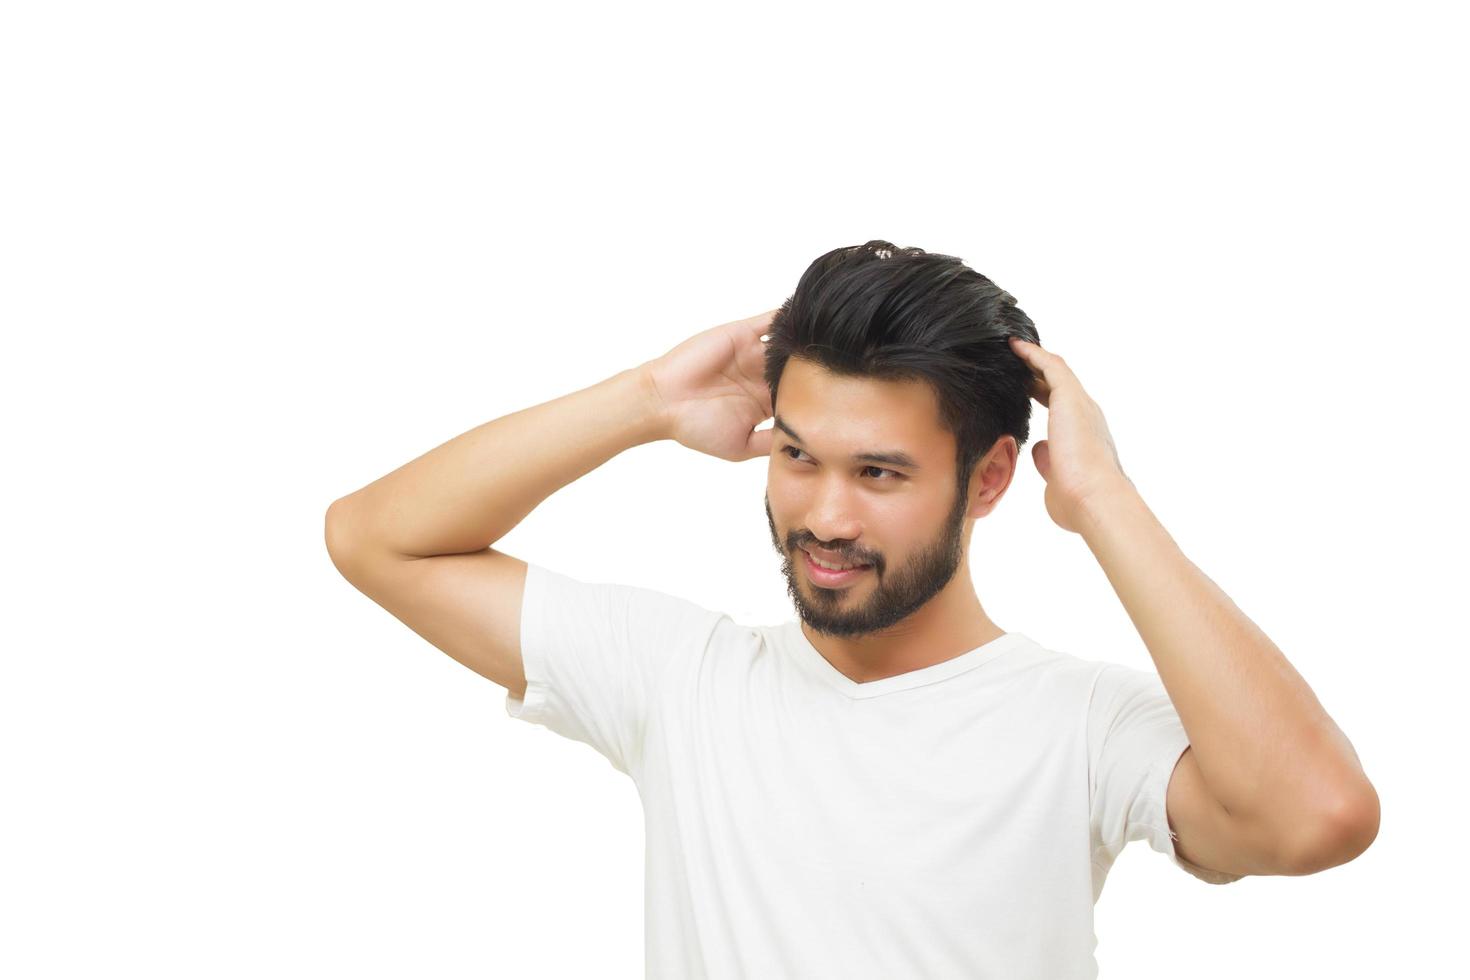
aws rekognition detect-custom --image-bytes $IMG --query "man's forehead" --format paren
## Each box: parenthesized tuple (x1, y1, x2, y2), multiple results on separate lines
(777, 360, 947, 445)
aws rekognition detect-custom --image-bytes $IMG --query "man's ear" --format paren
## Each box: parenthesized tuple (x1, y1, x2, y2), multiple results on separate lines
(966, 436, 1020, 519)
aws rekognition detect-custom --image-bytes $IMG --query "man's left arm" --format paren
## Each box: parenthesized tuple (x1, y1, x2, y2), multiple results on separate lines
(1005, 336, 1380, 875)
(1078, 482, 1380, 873)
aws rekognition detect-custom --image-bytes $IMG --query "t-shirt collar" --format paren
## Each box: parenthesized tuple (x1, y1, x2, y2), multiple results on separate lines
(787, 622, 1031, 699)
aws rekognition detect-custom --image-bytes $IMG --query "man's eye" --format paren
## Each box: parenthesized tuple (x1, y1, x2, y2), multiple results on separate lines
(782, 446, 900, 481)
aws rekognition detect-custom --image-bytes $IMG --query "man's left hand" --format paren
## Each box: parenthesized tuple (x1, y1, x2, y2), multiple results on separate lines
(1007, 336, 1134, 534)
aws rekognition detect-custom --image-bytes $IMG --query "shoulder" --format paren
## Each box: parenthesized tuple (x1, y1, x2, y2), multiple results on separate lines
(1001, 633, 1114, 688)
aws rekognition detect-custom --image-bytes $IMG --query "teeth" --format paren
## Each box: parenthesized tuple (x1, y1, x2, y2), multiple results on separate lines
(808, 551, 860, 572)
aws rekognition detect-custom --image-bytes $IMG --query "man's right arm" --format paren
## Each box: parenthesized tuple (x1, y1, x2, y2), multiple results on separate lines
(324, 365, 668, 696)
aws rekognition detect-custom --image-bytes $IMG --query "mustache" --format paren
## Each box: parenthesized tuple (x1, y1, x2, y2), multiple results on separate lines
(793, 541, 873, 566)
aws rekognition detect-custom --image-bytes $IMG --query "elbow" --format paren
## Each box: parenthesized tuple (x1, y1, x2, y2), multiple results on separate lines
(325, 498, 364, 570)
(1289, 783, 1381, 874)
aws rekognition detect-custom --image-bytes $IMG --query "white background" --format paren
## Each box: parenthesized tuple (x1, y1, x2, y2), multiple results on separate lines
(3, 1, 1465, 976)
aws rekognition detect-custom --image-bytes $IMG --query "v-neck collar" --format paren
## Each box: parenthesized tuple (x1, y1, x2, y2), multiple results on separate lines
(787, 622, 1030, 700)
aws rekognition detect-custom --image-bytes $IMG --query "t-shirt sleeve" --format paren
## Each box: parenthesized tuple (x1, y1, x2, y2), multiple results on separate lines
(1087, 662, 1246, 885)
(503, 562, 727, 777)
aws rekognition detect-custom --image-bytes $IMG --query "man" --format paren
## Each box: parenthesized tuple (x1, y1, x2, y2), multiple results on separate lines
(325, 241, 1379, 978)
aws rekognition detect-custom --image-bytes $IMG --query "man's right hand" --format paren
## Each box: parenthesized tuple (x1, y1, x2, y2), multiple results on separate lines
(642, 309, 778, 462)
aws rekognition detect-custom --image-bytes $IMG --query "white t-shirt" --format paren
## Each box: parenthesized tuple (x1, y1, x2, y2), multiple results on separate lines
(505, 563, 1244, 979)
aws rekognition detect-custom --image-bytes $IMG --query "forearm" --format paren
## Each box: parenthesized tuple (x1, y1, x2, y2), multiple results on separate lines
(1078, 483, 1377, 839)
(328, 365, 666, 559)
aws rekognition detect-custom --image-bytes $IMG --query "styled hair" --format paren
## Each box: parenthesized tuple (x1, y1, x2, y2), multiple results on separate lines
(763, 239, 1041, 499)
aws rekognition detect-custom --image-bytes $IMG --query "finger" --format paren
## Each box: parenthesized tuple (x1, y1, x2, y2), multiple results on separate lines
(1007, 335, 1048, 368)
(748, 309, 778, 331)
(1008, 337, 1053, 406)
(1029, 375, 1050, 409)
(1009, 336, 1079, 386)
(761, 310, 782, 342)
(736, 331, 772, 391)
(746, 424, 774, 460)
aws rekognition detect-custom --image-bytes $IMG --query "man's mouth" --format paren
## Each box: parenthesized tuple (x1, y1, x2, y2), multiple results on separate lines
(801, 548, 872, 586)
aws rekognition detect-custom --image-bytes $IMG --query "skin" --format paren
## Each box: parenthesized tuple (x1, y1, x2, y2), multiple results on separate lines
(761, 357, 1020, 684)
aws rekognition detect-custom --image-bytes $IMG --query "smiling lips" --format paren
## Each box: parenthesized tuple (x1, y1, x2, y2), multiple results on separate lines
(801, 548, 872, 585)
(803, 545, 866, 568)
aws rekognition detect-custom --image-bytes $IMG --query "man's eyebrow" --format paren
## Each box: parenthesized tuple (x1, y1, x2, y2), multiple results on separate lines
(772, 415, 922, 471)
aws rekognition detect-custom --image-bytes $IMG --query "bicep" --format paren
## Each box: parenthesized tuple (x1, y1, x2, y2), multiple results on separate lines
(330, 538, 530, 699)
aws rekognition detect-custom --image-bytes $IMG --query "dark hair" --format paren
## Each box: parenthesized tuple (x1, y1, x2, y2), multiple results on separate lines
(763, 239, 1041, 500)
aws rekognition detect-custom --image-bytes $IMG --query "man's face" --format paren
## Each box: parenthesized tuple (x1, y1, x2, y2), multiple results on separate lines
(763, 357, 975, 639)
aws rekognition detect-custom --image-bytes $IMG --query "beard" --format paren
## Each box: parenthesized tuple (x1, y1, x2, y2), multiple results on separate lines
(764, 478, 971, 639)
